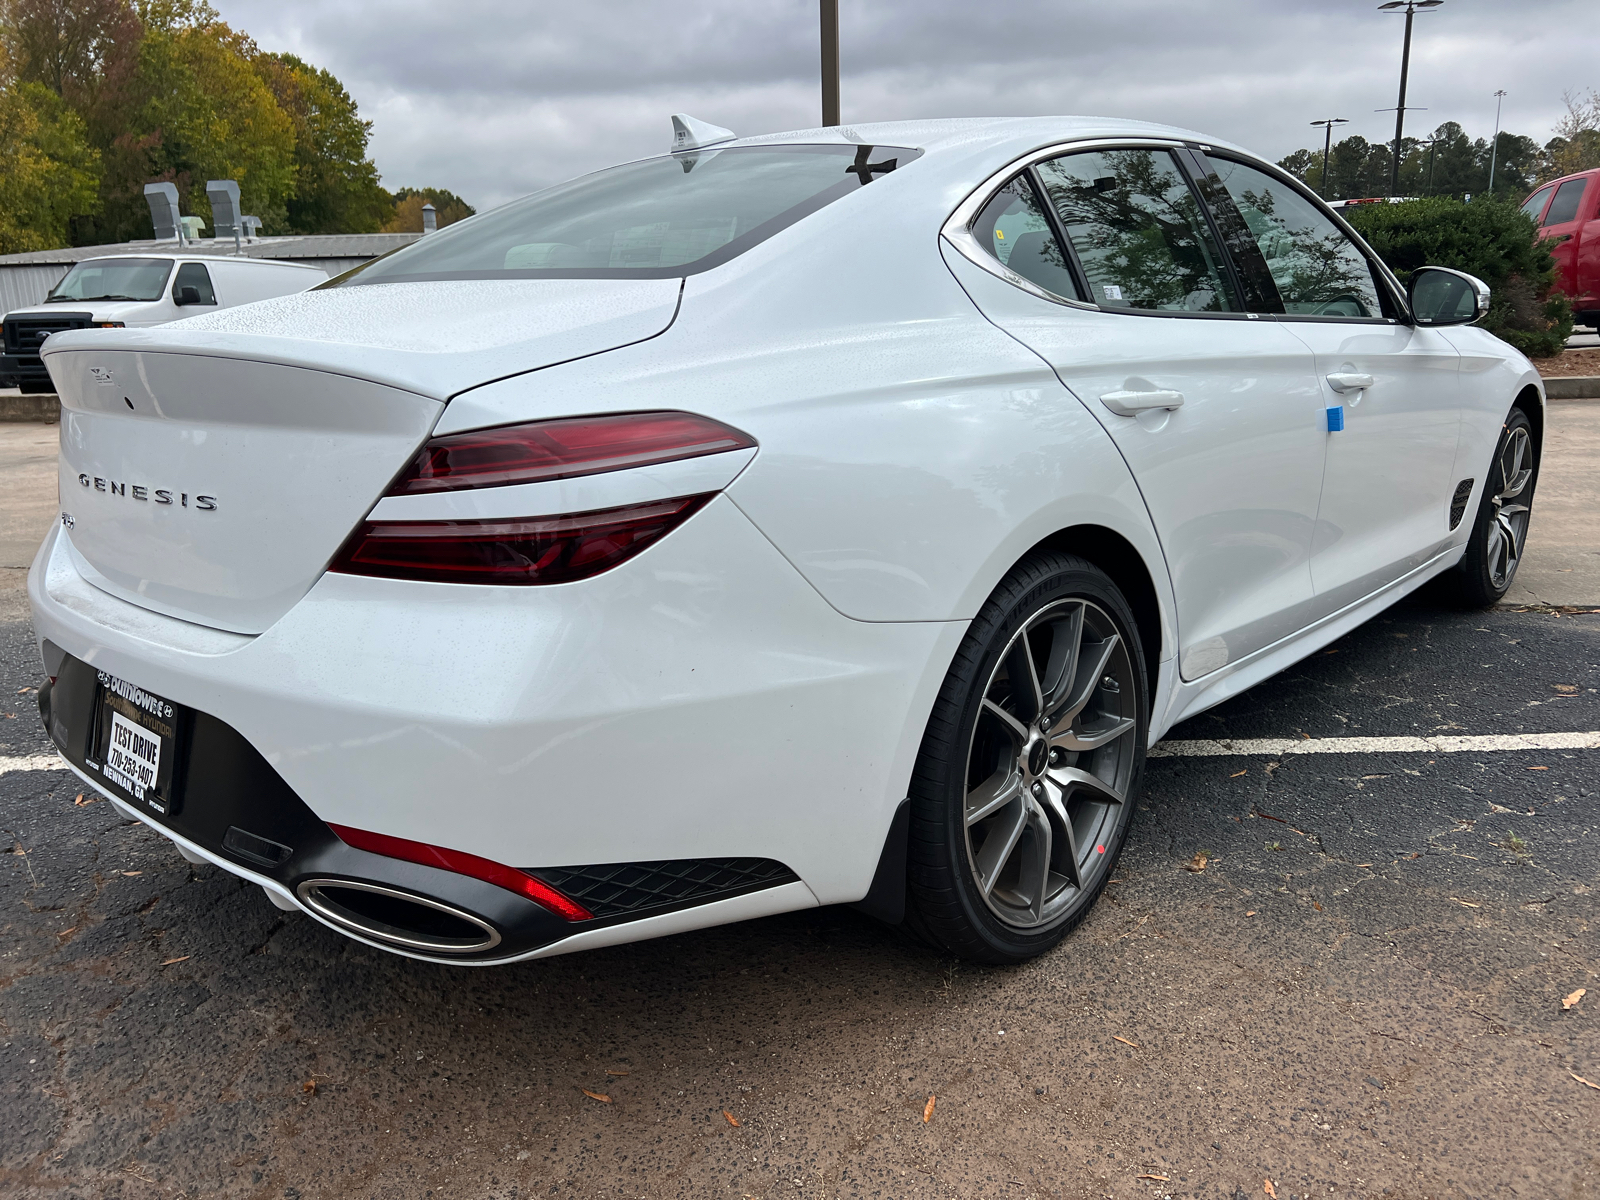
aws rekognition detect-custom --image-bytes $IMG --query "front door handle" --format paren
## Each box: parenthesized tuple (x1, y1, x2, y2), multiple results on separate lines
(1099, 388, 1184, 416)
(1325, 372, 1374, 394)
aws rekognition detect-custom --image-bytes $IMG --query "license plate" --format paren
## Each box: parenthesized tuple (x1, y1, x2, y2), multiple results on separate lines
(87, 671, 178, 814)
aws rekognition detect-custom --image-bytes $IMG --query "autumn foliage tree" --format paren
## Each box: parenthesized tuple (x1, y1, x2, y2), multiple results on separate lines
(0, 0, 470, 248)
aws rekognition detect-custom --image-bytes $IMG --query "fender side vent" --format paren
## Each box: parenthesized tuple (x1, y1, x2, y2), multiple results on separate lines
(531, 857, 797, 919)
(1449, 478, 1474, 530)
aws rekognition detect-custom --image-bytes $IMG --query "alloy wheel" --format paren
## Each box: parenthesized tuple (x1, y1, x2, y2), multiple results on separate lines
(1486, 425, 1533, 590)
(961, 598, 1139, 930)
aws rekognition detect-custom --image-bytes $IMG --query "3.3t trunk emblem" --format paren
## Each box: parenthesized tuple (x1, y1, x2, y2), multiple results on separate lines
(76, 473, 217, 510)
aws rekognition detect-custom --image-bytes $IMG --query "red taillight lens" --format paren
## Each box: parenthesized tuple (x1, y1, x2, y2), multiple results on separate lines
(390, 411, 755, 495)
(329, 493, 710, 585)
(328, 824, 593, 922)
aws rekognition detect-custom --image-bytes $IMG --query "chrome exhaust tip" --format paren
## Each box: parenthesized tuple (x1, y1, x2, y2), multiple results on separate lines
(296, 879, 501, 954)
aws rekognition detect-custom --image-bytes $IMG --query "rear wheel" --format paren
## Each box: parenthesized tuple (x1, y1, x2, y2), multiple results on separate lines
(905, 553, 1147, 963)
(1444, 407, 1537, 608)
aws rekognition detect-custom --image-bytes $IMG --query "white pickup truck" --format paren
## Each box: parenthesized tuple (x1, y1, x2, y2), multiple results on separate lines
(2, 253, 323, 393)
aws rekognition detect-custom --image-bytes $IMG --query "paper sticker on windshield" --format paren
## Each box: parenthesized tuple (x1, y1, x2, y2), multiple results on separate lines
(1102, 285, 1124, 301)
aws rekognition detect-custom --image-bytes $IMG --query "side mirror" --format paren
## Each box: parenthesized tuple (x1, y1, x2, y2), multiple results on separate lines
(175, 285, 202, 306)
(1408, 266, 1490, 327)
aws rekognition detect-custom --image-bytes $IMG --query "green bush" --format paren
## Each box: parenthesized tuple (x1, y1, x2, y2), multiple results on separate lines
(1343, 197, 1574, 357)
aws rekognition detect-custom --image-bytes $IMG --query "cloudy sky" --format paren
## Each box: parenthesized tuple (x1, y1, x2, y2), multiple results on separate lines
(213, 0, 1595, 212)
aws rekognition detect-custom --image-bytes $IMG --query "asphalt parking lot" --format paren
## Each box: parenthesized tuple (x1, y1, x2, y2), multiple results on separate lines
(1, 409, 1597, 1199)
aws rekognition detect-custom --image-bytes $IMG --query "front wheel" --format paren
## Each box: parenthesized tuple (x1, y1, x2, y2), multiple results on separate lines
(905, 553, 1148, 964)
(1444, 407, 1537, 608)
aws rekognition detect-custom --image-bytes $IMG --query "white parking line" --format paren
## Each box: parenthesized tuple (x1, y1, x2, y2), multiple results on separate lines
(1150, 732, 1600, 758)
(0, 753, 66, 776)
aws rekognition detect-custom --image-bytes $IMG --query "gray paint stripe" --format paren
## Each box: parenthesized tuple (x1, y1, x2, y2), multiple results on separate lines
(1150, 731, 1600, 758)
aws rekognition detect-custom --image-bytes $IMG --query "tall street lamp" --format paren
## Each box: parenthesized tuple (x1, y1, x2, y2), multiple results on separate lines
(820, 0, 840, 127)
(1378, 0, 1444, 196)
(1487, 89, 1508, 195)
(1310, 118, 1350, 198)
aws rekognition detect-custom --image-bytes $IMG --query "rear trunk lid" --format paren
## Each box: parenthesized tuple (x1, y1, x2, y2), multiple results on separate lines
(42, 278, 684, 634)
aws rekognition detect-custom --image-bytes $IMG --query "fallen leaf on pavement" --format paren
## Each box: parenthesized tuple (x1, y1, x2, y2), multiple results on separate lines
(1113, 1036, 1139, 1049)
(1552, 684, 1578, 693)
(1313, 902, 1323, 911)
(1230, 770, 1247, 778)
(923, 1094, 936, 1123)
(1572, 1073, 1600, 1091)
(1184, 852, 1208, 872)
(160, 956, 189, 965)
(1264, 1180, 1277, 1198)
(581, 1089, 611, 1103)
(1245, 910, 1257, 917)
(1138, 1174, 1171, 1181)
(1563, 988, 1586, 1011)
(301, 1080, 316, 1095)
(723, 1110, 740, 1127)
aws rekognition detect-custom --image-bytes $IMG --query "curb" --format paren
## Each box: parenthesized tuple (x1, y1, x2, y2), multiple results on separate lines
(1543, 376, 1600, 400)
(0, 394, 59, 423)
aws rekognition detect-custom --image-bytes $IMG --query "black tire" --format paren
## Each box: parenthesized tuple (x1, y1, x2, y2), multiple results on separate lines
(905, 552, 1148, 964)
(1443, 407, 1538, 608)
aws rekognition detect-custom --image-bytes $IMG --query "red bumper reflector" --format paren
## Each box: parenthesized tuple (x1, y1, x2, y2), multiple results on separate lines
(327, 824, 592, 922)
(328, 493, 711, 586)
(390, 410, 756, 494)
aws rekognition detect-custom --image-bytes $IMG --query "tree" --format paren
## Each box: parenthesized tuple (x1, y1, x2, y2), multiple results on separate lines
(1545, 90, 1600, 180)
(255, 51, 390, 235)
(0, 69, 101, 252)
(385, 186, 474, 232)
(1, 0, 138, 101)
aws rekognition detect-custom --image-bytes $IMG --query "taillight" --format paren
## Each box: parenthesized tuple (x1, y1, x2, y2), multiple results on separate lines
(328, 824, 593, 921)
(390, 410, 755, 495)
(329, 493, 711, 585)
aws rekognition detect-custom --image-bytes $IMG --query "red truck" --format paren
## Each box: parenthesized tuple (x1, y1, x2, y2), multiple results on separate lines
(1522, 167, 1600, 327)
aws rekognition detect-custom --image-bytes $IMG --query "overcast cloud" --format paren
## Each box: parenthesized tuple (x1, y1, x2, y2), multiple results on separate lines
(213, 0, 1596, 212)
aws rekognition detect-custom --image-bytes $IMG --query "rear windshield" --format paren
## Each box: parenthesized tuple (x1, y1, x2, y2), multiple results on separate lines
(331, 144, 920, 286)
(48, 258, 172, 303)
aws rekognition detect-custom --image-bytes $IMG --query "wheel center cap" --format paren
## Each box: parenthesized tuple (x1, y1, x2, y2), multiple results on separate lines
(1026, 738, 1048, 777)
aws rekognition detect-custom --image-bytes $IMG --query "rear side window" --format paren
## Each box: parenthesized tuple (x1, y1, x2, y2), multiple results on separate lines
(1543, 178, 1588, 226)
(333, 144, 920, 285)
(1203, 156, 1383, 319)
(1520, 185, 1554, 222)
(1034, 149, 1239, 313)
(172, 263, 217, 305)
(970, 175, 1080, 300)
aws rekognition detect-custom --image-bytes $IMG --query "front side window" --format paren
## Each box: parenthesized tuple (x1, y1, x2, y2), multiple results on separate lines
(172, 262, 217, 305)
(333, 144, 919, 286)
(1034, 149, 1239, 313)
(1204, 156, 1384, 318)
(47, 258, 172, 303)
(1543, 178, 1587, 226)
(1520, 185, 1554, 222)
(969, 175, 1079, 300)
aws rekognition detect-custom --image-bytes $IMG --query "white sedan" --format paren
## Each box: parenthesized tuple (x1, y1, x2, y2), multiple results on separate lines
(29, 115, 1540, 965)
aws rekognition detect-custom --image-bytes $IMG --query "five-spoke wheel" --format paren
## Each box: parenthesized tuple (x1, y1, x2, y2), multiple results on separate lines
(1446, 406, 1538, 608)
(906, 553, 1147, 963)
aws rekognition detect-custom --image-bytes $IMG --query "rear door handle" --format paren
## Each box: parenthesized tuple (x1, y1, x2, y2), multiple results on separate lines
(1099, 388, 1184, 415)
(1325, 372, 1374, 393)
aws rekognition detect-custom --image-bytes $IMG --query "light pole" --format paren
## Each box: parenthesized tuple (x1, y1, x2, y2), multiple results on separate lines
(1487, 89, 1507, 195)
(1378, 0, 1444, 196)
(1310, 118, 1350, 198)
(1419, 136, 1439, 195)
(820, 0, 840, 127)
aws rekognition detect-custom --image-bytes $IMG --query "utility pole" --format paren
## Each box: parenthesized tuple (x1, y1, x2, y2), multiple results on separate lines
(1378, 0, 1444, 196)
(820, 0, 840, 127)
(1487, 89, 1507, 195)
(1420, 137, 1439, 195)
(1310, 118, 1350, 198)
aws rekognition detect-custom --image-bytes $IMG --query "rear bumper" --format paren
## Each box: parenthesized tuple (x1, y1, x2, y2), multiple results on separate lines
(28, 497, 961, 962)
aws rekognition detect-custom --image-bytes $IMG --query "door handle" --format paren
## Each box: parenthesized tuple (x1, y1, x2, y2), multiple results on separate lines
(1099, 388, 1184, 415)
(1325, 372, 1374, 393)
